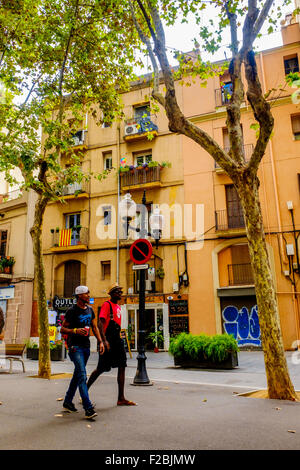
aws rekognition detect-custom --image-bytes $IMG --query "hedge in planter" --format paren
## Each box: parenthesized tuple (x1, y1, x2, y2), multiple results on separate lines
(169, 332, 239, 369)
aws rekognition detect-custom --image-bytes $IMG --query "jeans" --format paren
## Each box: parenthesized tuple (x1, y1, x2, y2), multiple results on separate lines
(64, 346, 93, 411)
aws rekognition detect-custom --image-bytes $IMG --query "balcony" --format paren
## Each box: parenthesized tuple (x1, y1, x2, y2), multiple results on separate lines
(54, 278, 86, 298)
(215, 144, 254, 173)
(70, 130, 87, 149)
(0, 256, 15, 280)
(215, 86, 246, 108)
(228, 263, 254, 286)
(0, 189, 23, 204)
(120, 166, 162, 191)
(59, 180, 90, 198)
(215, 209, 246, 236)
(51, 227, 88, 252)
(124, 116, 158, 142)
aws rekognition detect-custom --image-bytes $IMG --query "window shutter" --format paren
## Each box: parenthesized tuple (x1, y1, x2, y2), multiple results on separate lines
(291, 115, 300, 134)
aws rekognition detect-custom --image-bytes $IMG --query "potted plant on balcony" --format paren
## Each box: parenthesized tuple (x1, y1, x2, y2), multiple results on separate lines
(0, 258, 5, 273)
(2, 256, 15, 274)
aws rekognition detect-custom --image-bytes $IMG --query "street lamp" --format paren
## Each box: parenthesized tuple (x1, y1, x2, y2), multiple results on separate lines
(119, 190, 164, 385)
(119, 193, 136, 239)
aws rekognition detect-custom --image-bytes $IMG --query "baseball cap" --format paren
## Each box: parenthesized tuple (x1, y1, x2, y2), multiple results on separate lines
(107, 283, 123, 295)
(74, 286, 89, 295)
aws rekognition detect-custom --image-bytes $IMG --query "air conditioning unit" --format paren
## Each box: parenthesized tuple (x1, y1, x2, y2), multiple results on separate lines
(125, 122, 139, 136)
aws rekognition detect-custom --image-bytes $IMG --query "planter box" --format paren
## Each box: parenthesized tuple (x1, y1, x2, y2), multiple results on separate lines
(26, 347, 65, 361)
(174, 351, 238, 369)
(26, 348, 39, 360)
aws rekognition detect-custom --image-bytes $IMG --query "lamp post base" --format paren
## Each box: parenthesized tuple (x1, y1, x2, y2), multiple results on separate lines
(131, 351, 153, 386)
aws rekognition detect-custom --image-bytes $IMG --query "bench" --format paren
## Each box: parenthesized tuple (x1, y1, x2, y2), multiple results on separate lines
(0, 343, 26, 373)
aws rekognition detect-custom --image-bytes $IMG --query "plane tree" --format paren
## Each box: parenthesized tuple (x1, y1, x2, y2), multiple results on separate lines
(128, 0, 297, 400)
(0, 0, 139, 378)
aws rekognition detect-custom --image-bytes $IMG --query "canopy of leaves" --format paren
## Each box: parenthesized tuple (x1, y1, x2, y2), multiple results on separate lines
(0, 0, 141, 197)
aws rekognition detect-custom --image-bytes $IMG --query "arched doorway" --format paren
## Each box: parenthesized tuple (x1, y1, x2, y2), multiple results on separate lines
(64, 260, 81, 297)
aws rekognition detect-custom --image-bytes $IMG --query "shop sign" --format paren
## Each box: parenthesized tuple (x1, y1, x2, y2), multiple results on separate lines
(0, 286, 14, 300)
(53, 296, 76, 310)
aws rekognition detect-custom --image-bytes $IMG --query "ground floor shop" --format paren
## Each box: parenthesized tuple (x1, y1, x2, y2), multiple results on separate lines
(0, 281, 33, 343)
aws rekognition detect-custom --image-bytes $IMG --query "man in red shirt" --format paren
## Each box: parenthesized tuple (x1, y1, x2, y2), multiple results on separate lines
(87, 284, 136, 406)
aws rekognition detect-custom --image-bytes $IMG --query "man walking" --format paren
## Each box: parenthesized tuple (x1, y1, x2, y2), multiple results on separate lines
(87, 284, 136, 407)
(61, 285, 104, 419)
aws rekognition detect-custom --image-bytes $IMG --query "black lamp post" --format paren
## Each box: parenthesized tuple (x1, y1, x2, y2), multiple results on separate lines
(134, 191, 151, 385)
(120, 190, 164, 385)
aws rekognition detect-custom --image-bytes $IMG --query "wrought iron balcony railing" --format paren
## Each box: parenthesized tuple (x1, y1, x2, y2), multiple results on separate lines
(51, 227, 88, 248)
(60, 180, 90, 196)
(215, 209, 245, 231)
(124, 116, 158, 139)
(215, 144, 254, 170)
(120, 166, 161, 189)
(228, 263, 254, 286)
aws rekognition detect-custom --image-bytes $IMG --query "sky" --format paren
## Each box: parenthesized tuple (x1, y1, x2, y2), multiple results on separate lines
(142, 1, 295, 70)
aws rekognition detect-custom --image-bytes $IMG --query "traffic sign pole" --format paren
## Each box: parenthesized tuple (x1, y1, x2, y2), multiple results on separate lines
(130, 192, 153, 386)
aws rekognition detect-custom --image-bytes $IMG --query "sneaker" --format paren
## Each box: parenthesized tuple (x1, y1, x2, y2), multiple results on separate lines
(85, 407, 97, 419)
(63, 402, 78, 413)
(79, 397, 96, 408)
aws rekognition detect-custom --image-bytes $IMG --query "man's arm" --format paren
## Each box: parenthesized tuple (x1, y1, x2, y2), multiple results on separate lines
(60, 319, 86, 336)
(98, 317, 110, 351)
(91, 317, 105, 354)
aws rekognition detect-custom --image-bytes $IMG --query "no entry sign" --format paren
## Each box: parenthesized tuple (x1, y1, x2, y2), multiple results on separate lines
(129, 239, 153, 265)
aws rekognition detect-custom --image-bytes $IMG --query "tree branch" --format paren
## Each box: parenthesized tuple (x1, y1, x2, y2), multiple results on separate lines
(225, 1, 239, 56)
(244, 51, 274, 174)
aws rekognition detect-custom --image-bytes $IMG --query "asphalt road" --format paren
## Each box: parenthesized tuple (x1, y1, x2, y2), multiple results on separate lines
(1, 351, 300, 451)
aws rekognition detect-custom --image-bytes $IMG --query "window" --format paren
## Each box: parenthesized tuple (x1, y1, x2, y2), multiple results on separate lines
(134, 152, 152, 167)
(103, 206, 112, 225)
(134, 104, 150, 119)
(221, 82, 233, 104)
(71, 130, 85, 145)
(102, 122, 111, 128)
(284, 54, 299, 75)
(0, 231, 7, 257)
(103, 152, 112, 170)
(222, 128, 230, 150)
(291, 114, 300, 140)
(65, 213, 81, 229)
(101, 261, 111, 280)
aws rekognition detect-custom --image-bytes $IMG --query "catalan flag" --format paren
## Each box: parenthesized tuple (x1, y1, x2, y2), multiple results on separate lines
(59, 229, 72, 247)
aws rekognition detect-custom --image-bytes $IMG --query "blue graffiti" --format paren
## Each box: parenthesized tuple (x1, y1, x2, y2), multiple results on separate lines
(222, 305, 261, 346)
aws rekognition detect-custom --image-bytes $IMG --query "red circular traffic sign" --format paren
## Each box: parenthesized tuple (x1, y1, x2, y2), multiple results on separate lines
(129, 239, 153, 265)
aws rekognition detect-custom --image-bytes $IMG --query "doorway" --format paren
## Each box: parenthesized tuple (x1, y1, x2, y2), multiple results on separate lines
(64, 260, 81, 297)
(127, 305, 165, 351)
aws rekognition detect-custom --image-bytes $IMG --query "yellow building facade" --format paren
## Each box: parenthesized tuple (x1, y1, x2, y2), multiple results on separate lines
(183, 16, 300, 350)
(38, 14, 300, 352)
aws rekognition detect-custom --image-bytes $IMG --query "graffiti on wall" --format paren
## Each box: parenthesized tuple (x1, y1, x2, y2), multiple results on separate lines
(222, 304, 261, 346)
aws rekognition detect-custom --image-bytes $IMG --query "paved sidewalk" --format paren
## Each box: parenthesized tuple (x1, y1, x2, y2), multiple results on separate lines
(10, 349, 300, 390)
(1, 350, 300, 450)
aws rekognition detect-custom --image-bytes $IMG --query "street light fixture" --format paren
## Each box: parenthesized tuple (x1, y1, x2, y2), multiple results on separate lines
(120, 190, 164, 385)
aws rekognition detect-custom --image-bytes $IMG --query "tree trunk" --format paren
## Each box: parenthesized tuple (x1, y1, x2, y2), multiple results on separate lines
(236, 173, 297, 400)
(30, 194, 51, 379)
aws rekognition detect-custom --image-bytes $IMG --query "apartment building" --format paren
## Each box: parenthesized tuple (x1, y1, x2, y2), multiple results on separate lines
(0, 170, 36, 343)
(38, 77, 189, 351)
(183, 14, 300, 350)
(35, 12, 300, 352)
